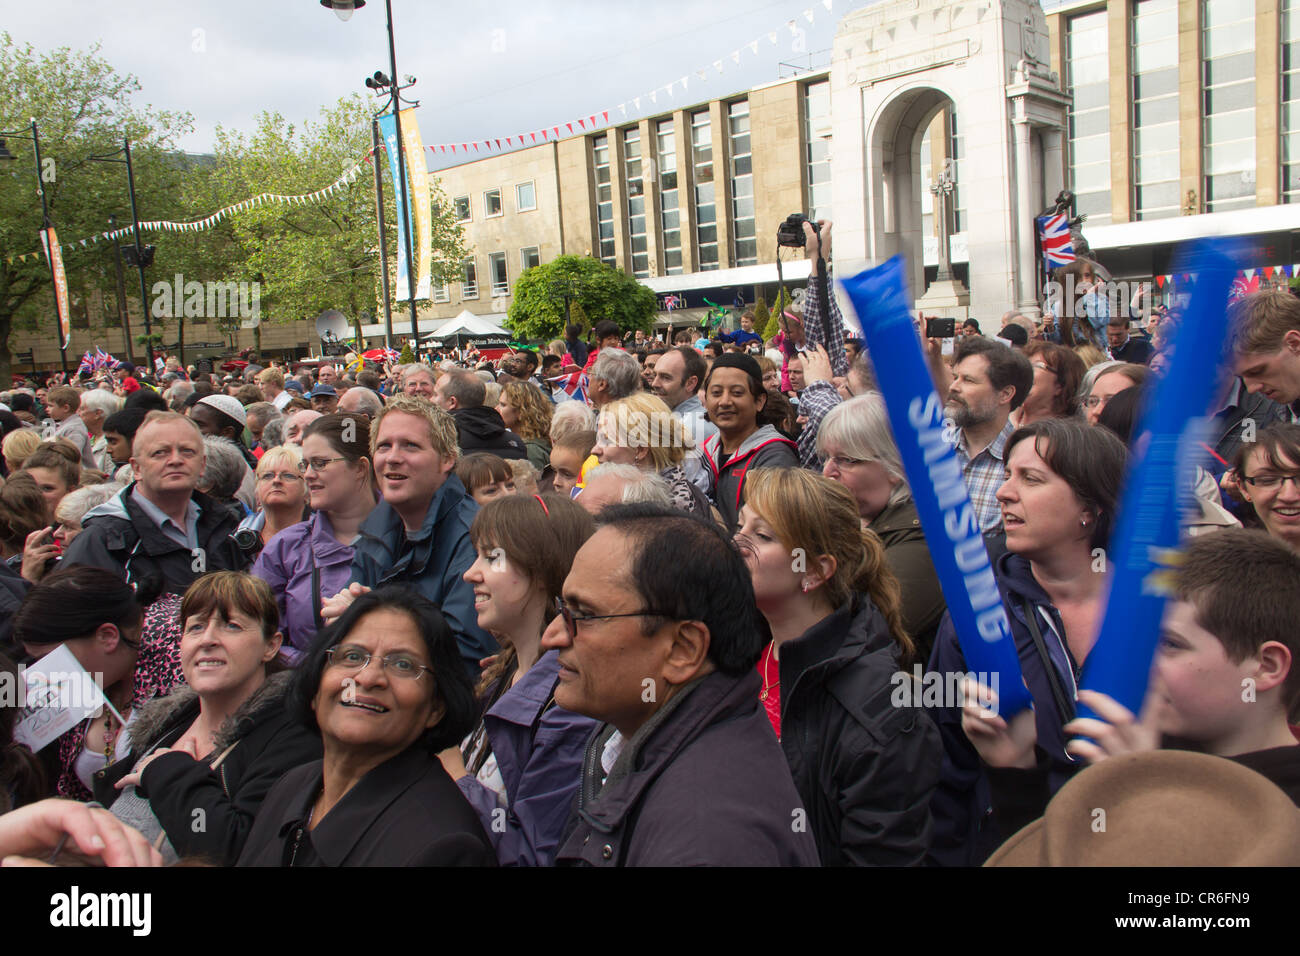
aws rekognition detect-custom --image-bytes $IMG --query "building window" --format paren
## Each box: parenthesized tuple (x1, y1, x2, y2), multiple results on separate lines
(489, 252, 509, 297)
(1202, 0, 1256, 211)
(624, 127, 650, 278)
(521, 246, 541, 271)
(657, 119, 683, 276)
(461, 258, 478, 299)
(691, 110, 718, 271)
(1066, 10, 1112, 224)
(803, 80, 832, 222)
(433, 280, 450, 304)
(516, 181, 536, 212)
(1132, 0, 1181, 219)
(454, 196, 471, 222)
(1286, 0, 1300, 202)
(947, 111, 966, 234)
(593, 134, 616, 266)
(729, 100, 756, 267)
(484, 189, 503, 217)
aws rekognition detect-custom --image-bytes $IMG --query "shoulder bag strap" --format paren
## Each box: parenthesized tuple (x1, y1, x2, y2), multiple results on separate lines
(1021, 599, 1076, 725)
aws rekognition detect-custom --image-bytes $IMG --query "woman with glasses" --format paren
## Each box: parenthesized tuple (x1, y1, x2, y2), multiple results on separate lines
(254, 414, 376, 661)
(237, 587, 495, 866)
(11, 567, 183, 802)
(91, 573, 321, 865)
(733, 467, 941, 866)
(235, 445, 308, 555)
(816, 394, 946, 663)
(1234, 423, 1300, 553)
(1013, 342, 1085, 426)
(437, 493, 599, 866)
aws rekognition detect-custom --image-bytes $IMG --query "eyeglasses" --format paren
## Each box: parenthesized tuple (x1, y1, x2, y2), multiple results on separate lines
(825, 454, 871, 470)
(1241, 472, 1300, 490)
(554, 597, 675, 640)
(325, 644, 433, 681)
(304, 456, 347, 472)
(1083, 394, 1110, 409)
(257, 471, 304, 483)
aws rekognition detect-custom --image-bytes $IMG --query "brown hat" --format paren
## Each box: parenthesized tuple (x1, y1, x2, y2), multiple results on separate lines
(985, 750, 1300, 866)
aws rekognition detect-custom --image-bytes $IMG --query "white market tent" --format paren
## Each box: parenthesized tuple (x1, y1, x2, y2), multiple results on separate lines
(421, 310, 511, 344)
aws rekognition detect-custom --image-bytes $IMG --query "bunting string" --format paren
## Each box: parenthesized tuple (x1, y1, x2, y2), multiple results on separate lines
(4, 148, 378, 265)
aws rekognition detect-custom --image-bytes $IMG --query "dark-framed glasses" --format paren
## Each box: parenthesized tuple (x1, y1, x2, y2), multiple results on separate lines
(1241, 472, 1300, 490)
(554, 596, 675, 640)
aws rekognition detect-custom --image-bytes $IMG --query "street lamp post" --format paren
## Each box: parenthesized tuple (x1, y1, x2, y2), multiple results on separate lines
(370, 119, 394, 349)
(107, 214, 135, 363)
(89, 137, 157, 373)
(321, 0, 420, 353)
(1, 120, 70, 375)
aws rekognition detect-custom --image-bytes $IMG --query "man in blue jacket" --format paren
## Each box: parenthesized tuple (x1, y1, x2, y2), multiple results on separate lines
(323, 394, 497, 677)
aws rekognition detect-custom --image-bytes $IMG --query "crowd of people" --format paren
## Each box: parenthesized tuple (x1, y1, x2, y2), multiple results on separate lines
(1, 218, 1299, 868)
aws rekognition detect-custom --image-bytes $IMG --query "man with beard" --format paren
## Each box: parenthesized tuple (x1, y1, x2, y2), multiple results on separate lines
(945, 337, 1033, 533)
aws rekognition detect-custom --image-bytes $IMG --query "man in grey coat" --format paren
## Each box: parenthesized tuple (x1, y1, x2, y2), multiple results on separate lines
(548, 504, 819, 866)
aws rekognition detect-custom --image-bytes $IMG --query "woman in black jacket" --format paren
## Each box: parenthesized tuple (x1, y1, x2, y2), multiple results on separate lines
(95, 572, 321, 865)
(735, 467, 942, 866)
(238, 587, 495, 867)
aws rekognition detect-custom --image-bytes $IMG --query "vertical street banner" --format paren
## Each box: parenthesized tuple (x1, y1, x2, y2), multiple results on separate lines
(39, 227, 72, 349)
(377, 112, 413, 301)
(840, 257, 1032, 716)
(399, 108, 433, 301)
(1077, 239, 1240, 719)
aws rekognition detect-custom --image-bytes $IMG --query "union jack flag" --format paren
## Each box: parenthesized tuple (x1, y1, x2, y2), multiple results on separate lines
(77, 351, 95, 376)
(548, 369, 588, 405)
(1037, 213, 1076, 269)
(94, 347, 115, 370)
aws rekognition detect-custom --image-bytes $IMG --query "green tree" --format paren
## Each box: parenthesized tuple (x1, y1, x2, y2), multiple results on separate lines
(506, 255, 655, 341)
(188, 96, 469, 347)
(753, 296, 771, 341)
(0, 32, 193, 381)
(399, 341, 415, 363)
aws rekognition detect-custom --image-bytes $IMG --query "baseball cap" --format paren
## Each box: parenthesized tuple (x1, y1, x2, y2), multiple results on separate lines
(284, 379, 304, 393)
(309, 384, 338, 398)
(197, 393, 247, 427)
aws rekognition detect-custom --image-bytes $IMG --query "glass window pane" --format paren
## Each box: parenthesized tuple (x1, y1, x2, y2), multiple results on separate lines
(1133, 68, 1179, 99)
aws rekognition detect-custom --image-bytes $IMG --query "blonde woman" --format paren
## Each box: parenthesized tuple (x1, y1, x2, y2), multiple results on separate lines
(237, 444, 307, 552)
(3, 428, 41, 476)
(591, 392, 710, 517)
(734, 467, 940, 866)
(496, 382, 554, 473)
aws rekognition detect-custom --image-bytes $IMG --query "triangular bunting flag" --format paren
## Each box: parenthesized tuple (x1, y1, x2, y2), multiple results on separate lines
(650, 90, 657, 103)
(552, 126, 559, 138)
(680, 75, 689, 90)
(1244, 268, 1256, 278)
(566, 122, 574, 133)
(1154, 275, 1165, 288)
(748, 40, 759, 54)
(805, 7, 815, 22)
(505, 137, 512, 146)
(714, 60, 723, 73)
(769, 30, 778, 43)
(601, 110, 608, 123)
(697, 69, 708, 81)
(578, 119, 586, 130)
(731, 50, 741, 64)
(633, 97, 641, 109)
(494, 139, 501, 149)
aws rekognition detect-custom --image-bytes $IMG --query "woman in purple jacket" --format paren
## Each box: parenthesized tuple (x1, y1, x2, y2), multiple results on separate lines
(253, 414, 376, 661)
(437, 492, 600, 866)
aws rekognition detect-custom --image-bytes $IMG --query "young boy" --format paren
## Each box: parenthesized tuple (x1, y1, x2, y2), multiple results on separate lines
(45, 386, 97, 469)
(963, 528, 1300, 846)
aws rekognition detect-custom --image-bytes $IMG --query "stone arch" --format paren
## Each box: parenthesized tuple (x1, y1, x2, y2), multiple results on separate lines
(865, 83, 959, 301)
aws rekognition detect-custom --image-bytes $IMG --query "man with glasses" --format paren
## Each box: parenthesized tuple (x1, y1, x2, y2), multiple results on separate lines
(545, 504, 819, 866)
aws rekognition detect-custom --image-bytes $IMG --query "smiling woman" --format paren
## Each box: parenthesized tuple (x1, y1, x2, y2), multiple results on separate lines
(91, 572, 321, 866)
(237, 587, 495, 867)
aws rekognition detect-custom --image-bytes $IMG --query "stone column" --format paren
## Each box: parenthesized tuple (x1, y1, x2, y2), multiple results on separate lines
(1014, 116, 1039, 316)
(1042, 128, 1065, 207)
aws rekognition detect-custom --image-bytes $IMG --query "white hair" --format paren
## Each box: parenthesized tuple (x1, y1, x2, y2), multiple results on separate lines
(55, 482, 124, 524)
(585, 462, 673, 506)
(79, 389, 122, 417)
(589, 349, 641, 400)
(550, 400, 597, 442)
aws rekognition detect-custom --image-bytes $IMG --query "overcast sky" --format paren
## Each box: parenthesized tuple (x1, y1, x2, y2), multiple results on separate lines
(7, 0, 853, 171)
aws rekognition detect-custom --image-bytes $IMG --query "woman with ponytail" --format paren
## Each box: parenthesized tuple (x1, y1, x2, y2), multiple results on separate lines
(437, 493, 600, 866)
(735, 468, 941, 866)
(11, 567, 183, 801)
